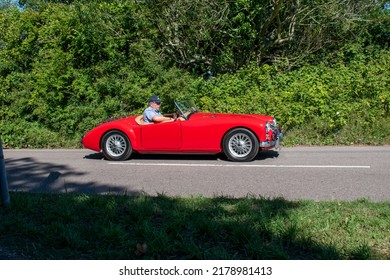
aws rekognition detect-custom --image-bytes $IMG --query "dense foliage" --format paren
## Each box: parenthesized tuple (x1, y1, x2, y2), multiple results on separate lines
(0, 0, 389, 147)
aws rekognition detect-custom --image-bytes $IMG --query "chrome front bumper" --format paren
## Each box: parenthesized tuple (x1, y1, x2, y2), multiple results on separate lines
(259, 128, 283, 149)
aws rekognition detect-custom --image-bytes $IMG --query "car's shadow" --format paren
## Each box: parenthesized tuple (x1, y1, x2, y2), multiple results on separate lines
(84, 150, 279, 162)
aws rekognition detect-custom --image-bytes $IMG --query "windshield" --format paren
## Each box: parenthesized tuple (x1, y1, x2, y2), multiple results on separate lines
(174, 99, 198, 120)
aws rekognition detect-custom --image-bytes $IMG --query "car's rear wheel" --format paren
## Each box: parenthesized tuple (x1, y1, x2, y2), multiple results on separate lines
(101, 130, 132, 161)
(223, 128, 259, 162)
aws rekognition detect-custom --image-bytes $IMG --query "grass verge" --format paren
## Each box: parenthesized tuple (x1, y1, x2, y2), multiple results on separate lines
(0, 192, 389, 260)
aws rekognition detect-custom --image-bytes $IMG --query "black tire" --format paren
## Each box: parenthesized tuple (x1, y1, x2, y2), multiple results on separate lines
(101, 130, 132, 161)
(223, 128, 259, 162)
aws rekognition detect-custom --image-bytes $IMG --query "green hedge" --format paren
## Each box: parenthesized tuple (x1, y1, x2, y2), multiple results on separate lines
(193, 46, 390, 145)
(1, 47, 389, 148)
(1, 3, 389, 148)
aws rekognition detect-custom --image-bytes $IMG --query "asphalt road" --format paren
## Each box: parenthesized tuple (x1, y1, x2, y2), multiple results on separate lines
(3, 146, 390, 201)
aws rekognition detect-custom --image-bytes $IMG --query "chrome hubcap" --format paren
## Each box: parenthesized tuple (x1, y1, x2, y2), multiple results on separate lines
(228, 133, 253, 158)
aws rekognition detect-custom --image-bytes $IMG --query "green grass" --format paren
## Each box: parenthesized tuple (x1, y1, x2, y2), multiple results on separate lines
(0, 192, 389, 260)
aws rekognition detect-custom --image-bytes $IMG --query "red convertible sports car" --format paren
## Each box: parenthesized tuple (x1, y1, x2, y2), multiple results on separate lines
(81, 100, 282, 162)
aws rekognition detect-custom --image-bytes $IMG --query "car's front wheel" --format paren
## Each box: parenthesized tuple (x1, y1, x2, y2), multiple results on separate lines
(101, 130, 132, 161)
(223, 128, 259, 162)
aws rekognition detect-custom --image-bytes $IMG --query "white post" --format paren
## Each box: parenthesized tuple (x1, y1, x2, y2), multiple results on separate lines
(0, 138, 11, 208)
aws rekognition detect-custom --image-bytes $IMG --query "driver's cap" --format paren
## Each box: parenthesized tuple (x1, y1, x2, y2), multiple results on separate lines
(148, 96, 161, 104)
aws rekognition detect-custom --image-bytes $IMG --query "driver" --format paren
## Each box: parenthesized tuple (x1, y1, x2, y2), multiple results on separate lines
(143, 96, 177, 123)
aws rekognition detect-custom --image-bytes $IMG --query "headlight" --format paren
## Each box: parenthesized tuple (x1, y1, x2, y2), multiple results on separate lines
(265, 121, 270, 132)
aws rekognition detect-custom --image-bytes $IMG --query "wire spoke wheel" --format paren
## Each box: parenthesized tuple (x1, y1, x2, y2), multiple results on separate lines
(106, 134, 127, 157)
(228, 133, 253, 158)
(102, 130, 132, 161)
(223, 128, 259, 162)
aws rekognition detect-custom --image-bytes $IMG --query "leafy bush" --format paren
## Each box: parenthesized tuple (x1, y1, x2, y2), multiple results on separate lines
(0, 119, 79, 148)
(0, 2, 389, 148)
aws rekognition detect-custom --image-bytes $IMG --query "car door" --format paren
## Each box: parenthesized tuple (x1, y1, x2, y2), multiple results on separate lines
(140, 121, 182, 150)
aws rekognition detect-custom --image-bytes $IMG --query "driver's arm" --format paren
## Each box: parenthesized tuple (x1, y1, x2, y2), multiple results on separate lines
(152, 115, 175, 123)
(165, 113, 185, 121)
(163, 113, 177, 118)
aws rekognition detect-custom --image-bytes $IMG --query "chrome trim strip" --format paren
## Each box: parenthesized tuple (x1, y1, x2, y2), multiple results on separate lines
(259, 140, 276, 148)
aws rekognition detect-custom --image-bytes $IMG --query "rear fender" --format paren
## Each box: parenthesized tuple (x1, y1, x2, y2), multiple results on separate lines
(100, 125, 139, 151)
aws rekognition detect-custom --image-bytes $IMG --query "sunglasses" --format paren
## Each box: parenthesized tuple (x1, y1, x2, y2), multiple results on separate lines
(154, 101, 161, 105)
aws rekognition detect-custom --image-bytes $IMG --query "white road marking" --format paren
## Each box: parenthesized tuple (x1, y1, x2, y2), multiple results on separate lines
(108, 162, 370, 169)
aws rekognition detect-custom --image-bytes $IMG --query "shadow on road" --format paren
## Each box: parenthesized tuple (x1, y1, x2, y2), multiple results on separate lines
(4, 157, 142, 195)
(4, 149, 279, 195)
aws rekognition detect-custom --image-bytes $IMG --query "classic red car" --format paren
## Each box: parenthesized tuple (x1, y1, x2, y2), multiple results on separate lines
(81, 100, 282, 162)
